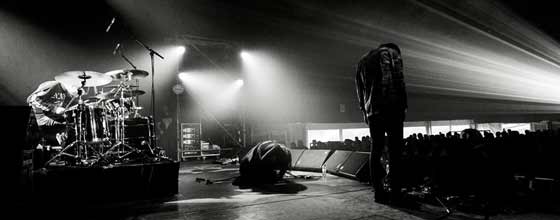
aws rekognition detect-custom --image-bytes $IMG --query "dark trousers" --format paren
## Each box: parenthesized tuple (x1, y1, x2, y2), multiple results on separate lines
(368, 112, 404, 195)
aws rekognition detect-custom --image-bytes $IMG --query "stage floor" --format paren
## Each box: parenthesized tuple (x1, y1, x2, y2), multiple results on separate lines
(20, 160, 560, 220)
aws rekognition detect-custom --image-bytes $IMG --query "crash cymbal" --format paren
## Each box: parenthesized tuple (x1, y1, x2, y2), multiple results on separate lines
(96, 89, 145, 99)
(105, 69, 149, 80)
(55, 71, 112, 87)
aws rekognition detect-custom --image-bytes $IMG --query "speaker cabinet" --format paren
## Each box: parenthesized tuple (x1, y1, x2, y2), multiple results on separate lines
(292, 149, 332, 172)
(288, 149, 305, 169)
(338, 151, 370, 181)
(323, 150, 353, 174)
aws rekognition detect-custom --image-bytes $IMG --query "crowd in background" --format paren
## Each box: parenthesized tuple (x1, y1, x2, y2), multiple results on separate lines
(296, 128, 560, 203)
(298, 136, 372, 152)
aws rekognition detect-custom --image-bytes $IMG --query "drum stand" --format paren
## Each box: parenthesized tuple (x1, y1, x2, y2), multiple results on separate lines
(45, 75, 104, 166)
(103, 81, 140, 160)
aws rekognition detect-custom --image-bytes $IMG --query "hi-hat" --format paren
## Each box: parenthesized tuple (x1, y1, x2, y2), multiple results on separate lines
(105, 69, 149, 80)
(96, 89, 146, 100)
(55, 71, 112, 87)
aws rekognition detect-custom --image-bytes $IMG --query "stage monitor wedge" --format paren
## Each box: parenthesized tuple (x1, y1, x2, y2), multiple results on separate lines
(288, 149, 305, 169)
(338, 151, 370, 182)
(323, 150, 353, 174)
(293, 149, 332, 172)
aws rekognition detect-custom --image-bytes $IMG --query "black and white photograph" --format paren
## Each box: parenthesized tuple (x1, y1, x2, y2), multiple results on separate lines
(3, 0, 560, 219)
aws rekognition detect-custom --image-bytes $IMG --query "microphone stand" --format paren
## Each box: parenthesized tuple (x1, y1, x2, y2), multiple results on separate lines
(133, 39, 164, 146)
(106, 16, 164, 148)
(119, 49, 137, 70)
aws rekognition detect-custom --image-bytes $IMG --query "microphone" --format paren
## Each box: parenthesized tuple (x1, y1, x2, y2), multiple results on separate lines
(113, 43, 121, 55)
(105, 17, 116, 32)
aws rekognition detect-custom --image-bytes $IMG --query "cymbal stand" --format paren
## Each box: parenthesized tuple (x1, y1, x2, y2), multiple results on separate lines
(103, 79, 139, 160)
(46, 72, 102, 166)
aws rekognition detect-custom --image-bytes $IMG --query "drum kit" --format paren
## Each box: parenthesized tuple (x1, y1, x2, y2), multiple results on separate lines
(46, 69, 157, 166)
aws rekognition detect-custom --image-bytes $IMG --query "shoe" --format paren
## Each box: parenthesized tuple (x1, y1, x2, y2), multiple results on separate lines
(390, 194, 420, 209)
(374, 190, 390, 204)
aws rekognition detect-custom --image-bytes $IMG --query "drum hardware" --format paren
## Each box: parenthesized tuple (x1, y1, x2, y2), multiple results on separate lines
(102, 73, 152, 159)
(42, 67, 158, 166)
(46, 71, 112, 166)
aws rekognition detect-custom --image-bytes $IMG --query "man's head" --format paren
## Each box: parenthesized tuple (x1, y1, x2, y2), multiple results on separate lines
(379, 43, 401, 54)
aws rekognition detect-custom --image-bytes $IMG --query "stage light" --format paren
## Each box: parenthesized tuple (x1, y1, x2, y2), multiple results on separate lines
(176, 46, 186, 55)
(178, 72, 191, 81)
(234, 79, 244, 88)
(240, 51, 250, 60)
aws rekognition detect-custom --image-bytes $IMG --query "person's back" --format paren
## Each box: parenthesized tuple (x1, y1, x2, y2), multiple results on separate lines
(356, 43, 409, 205)
(235, 140, 292, 186)
(356, 43, 407, 119)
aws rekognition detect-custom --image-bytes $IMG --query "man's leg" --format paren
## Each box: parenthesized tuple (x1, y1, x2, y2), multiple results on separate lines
(368, 116, 387, 201)
(387, 116, 404, 198)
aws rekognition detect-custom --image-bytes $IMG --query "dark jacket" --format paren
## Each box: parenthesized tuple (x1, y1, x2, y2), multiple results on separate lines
(356, 44, 407, 120)
(238, 140, 291, 185)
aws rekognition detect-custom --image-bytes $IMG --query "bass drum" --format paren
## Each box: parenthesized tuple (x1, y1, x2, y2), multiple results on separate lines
(109, 116, 155, 150)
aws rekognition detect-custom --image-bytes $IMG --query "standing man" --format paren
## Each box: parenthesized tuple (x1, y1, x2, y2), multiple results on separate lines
(156, 105, 176, 159)
(356, 43, 408, 204)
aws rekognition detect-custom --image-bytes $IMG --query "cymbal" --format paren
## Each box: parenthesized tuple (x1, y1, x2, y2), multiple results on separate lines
(105, 69, 149, 80)
(55, 71, 112, 87)
(96, 89, 145, 99)
(84, 96, 103, 103)
(102, 84, 139, 89)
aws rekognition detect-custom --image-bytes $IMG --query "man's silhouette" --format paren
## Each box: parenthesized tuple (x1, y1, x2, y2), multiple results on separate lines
(356, 43, 408, 204)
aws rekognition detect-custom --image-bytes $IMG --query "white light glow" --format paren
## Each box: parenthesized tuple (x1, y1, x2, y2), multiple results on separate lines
(178, 72, 192, 81)
(234, 79, 244, 88)
(178, 70, 243, 116)
(240, 50, 302, 121)
(176, 46, 186, 55)
(240, 51, 250, 61)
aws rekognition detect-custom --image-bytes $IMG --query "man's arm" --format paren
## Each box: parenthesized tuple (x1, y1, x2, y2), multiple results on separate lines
(355, 62, 367, 124)
(27, 81, 65, 127)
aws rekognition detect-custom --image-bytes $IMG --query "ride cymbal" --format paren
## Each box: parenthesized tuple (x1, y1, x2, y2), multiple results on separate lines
(105, 69, 149, 80)
(55, 71, 112, 87)
(96, 89, 146, 99)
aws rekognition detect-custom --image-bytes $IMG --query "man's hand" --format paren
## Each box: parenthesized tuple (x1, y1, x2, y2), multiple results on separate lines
(55, 132, 67, 146)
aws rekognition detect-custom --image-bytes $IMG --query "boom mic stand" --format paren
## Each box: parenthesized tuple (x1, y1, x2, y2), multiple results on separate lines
(134, 38, 164, 140)
(106, 16, 163, 151)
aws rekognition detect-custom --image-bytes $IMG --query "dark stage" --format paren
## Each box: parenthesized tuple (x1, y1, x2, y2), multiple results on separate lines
(33, 160, 179, 203)
(12, 159, 560, 220)
(4, 1, 560, 219)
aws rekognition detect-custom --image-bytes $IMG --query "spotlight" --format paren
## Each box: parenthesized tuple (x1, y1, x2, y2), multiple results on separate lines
(178, 72, 190, 81)
(240, 51, 250, 60)
(234, 79, 244, 88)
(176, 46, 186, 55)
